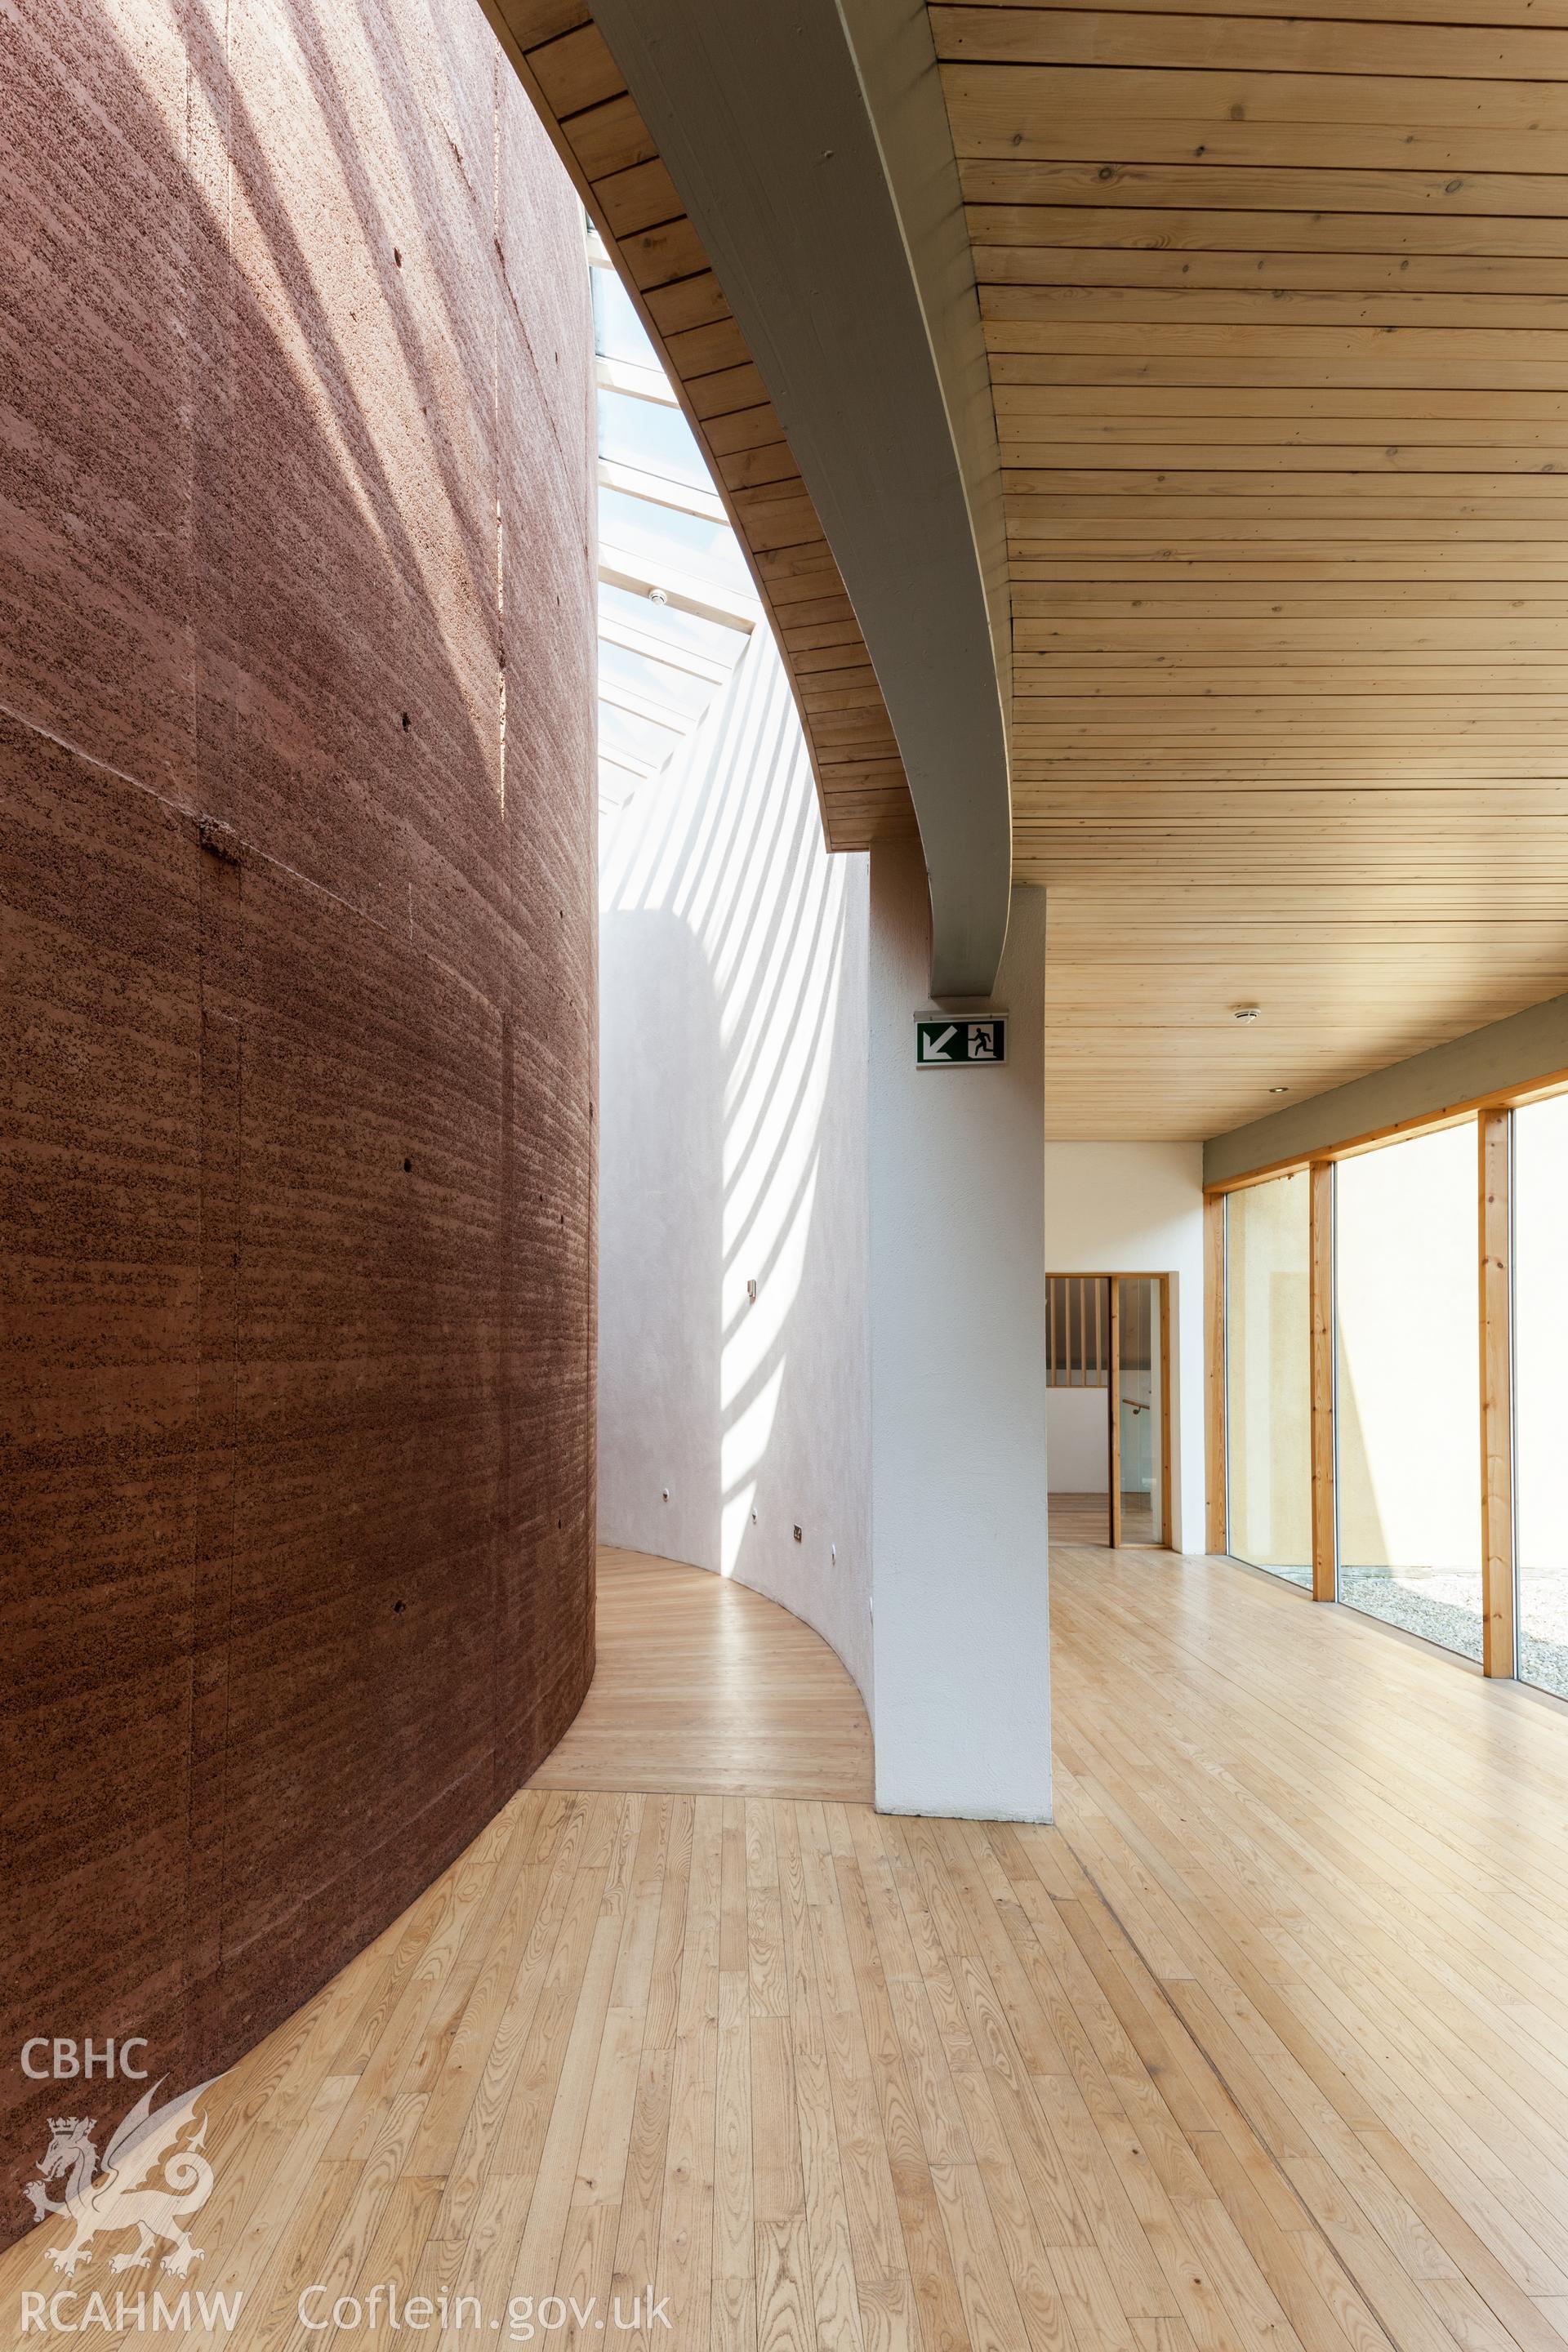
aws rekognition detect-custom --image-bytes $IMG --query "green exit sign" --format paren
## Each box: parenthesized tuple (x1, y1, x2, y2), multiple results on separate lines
(915, 1013, 1008, 1067)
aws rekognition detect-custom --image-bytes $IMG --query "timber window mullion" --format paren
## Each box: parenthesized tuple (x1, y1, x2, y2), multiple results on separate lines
(1108, 1276, 1122, 1548)
(1158, 1273, 1174, 1553)
(1310, 1160, 1337, 1605)
(1479, 1108, 1516, 1677)
(1205, 1194, 1227, 1558)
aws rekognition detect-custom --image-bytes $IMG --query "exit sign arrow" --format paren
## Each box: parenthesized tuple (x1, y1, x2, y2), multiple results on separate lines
(915, 1013, 1008, 1067)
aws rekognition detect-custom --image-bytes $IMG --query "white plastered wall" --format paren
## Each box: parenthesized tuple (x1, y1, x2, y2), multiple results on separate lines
(1042, 1143, 1208, 1556)
(597, 625, 874, 1702)
(869, 848, 1052, 1820)
(1046, 1388, 1111, 1493)
(601, 643, 1062, 1811)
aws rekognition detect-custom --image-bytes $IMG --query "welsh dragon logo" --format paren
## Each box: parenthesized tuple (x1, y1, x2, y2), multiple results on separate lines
(23, 2078, 216, 2278)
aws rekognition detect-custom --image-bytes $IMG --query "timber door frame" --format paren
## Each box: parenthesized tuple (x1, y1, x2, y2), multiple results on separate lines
(1047, 1270, 1174, 1551)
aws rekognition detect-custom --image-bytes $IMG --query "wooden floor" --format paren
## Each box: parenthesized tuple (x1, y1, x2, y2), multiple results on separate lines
(529, 1546, 873, 1802)
(6, 1541, 1568, 2352)
(1052, 1490, 1160, 1547)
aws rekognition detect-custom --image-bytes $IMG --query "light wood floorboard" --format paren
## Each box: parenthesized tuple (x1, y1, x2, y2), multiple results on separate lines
(1050, 1490, 1162, 1548)
(528, 1546, 873, 1802)
(5, 1540, 1568, 2352)
(1050, 1489, 1116, 1548)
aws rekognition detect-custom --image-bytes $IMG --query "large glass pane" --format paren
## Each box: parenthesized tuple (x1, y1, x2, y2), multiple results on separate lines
(592, 267, 657, 368)
(1225, 1172, 1312, 1586)
(1514, 1095, 1568, 1697)
(598, 387, 712, 489)
(599, 582, 745, 666)
(1334, 1124, 1482, 1659)
(599, 700, 670, 776)
(599, 488, 752, 592)
(599, 640, 711, 724)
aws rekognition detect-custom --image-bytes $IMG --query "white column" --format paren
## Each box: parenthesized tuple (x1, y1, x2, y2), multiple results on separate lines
(868, 841, 1051, 1820)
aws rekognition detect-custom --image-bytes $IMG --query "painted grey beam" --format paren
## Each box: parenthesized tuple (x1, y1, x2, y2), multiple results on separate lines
(835, 0, 1013, 738)
(588, 0, 1013, 1000)
(1205, 989, 1568, 1186)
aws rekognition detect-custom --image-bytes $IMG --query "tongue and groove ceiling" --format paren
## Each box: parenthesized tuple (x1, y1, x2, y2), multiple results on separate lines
(938, 0, 1568, 1141)
(485, 0, 1568, 1142)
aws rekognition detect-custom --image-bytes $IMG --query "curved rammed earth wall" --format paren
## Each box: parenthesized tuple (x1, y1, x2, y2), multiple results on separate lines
(0, 0, 596, 2234)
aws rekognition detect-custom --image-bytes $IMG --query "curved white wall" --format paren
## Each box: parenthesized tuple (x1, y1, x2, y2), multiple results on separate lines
(598, 626, 873, 1701)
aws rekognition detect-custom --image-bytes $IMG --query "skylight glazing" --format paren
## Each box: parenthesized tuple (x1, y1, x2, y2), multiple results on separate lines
(589, 231, 753, 812)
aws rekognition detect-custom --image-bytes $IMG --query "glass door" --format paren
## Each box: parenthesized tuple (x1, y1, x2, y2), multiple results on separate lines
(1047, 1274, 1169, 1548)
(1046, 1274, 1113, 1544)
(1112, 1276, 1166, 1548)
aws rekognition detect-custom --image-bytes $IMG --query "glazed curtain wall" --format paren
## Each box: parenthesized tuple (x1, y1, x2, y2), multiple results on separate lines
(0, 0, 596, 2238)
(1215, 1102, 1568, 1697)
(1224, 1171, 1312, 1588)
(1335, 1128, 1483, 1660)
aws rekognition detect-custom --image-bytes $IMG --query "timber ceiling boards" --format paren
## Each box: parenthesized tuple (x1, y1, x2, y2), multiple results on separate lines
(477, 0, 917, 855)
(933, 0, 1568, 1138)
(485, 0, 1568, 1136)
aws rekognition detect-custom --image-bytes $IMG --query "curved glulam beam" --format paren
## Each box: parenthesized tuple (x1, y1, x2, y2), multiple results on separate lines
(479, 0, 919, 858)
(479, 0, 1013, 996)
(587, 0, 1015, 997)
